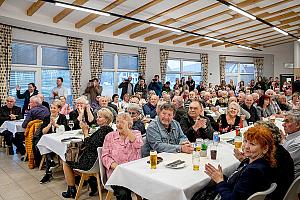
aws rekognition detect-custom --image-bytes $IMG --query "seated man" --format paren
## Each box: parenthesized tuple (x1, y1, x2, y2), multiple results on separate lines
(277, 94, 291, 111)
(0, 96, 23, 155)
(283, 109, 300, 177)
(172, 95, 186, 123)
(143, 95, 159, 119)
(180, 101, 214, 142)
(142, 103, 193, 157)
(93, 96, 117, 121)
(241, 95, 260, 124)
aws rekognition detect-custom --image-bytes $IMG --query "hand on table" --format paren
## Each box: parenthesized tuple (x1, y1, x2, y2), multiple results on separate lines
(181, 143, 193, 154)
(204, 163, 224, 184)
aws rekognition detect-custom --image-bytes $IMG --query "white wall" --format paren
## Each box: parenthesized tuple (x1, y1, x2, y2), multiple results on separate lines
(2, 15, 291, 93)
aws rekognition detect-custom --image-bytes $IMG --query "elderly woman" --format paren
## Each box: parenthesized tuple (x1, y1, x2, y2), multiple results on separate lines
(121, 93, 130, 110)
(217, 102, 241, 133)
(256, 95, 275, 119)
(59, 96, 72, 116)
(102, 113, 143, 200)
(289, 92, 300, 109)
(127, 103, 146, 136)
(39, 100, 69, 184)
(69, 96, 95, 130)
(192, 125, 276, 200)
(62, 108, 114, 198)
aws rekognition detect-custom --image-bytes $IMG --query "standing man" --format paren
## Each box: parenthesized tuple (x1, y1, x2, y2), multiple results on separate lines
(282, 110, 300, 177)
(142, 103, 193, 157)
(148, 75, 162, 97)
(134, 78, 147, 99)
(52, 77, 68, 99)
(186, 76, 195, 92)
(118, 76, 134, 100)
(84, 78, 102, 104)
(16, 83, 39, 114)
(0, 96, 23, 155)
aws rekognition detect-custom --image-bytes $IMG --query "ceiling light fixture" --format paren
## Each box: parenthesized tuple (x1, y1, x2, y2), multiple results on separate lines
(238, 45, 252, 50)
(55, 2, 110, 16)
(203, 36, 224, 43)
(298, 39, 300, 42)
(150, 23, 182, 33)
(228, 5, 256, 20)
(272, 27, 289, 36)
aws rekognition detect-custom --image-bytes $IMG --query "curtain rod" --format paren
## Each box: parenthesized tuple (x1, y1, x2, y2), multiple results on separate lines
(166, 49, 204, 55)
(221, 55, 264, 58)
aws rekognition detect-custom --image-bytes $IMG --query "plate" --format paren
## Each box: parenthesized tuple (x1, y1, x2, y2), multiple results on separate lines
(165, 163, 187, 169)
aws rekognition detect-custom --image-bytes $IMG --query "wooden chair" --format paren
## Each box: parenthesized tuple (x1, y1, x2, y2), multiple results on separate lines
(247, 183, 277, 200)
(97, 147, 142, 200)
(74, 158, 102, 200)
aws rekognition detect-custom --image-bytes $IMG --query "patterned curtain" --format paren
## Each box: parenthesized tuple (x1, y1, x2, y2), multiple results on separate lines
(0, 24, 12, 106)
(219, 55, 226, 84)
(138, 47, 147, 78)
(67, 37, 83, 105)
(254, 57, 264, 78)
(89, 40, 104, 81)
(160, 49, 169, 83)
(200, 53, 208, 87)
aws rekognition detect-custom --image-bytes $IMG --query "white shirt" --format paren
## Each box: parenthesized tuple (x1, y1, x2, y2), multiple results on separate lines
(52, 85, 68, 99)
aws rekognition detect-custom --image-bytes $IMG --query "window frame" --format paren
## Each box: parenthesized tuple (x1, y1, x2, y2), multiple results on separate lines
(225, 61, 255, 84)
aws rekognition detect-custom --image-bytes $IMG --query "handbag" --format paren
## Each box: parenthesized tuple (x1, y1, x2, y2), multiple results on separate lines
(65, 140, 85, 164)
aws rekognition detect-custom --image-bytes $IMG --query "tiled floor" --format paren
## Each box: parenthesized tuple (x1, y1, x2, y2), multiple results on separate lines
(0, 148, 116, 200)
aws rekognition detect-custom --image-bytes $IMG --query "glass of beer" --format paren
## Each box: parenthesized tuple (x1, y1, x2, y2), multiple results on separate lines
(234, 136, 242, 149)
(150, 150, 157, 169)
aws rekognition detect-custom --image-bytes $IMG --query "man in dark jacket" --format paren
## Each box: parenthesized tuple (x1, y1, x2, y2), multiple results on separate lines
(148, 75, 162, 97)
(118, 76, 134, 100)
(240, 95, 260, 124)
(186, 76, 195, 92)
(0, 96, 23, 155)
(180, 101, 214, 142)
(16, 83, 39, 114)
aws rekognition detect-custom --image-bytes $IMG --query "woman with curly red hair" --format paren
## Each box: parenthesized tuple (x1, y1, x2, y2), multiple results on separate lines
(192, 125, 276, 200)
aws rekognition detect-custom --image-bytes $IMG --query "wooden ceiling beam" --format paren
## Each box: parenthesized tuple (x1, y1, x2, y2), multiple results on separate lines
(129, 2, 220, 39)
(53, 0, 89, 23)
(113, 0, 198, 36)
(27, 0, 45, 16)
(143, 0, 266, 42)
(75, 0, 125, 29)
(95, 0, 163, 33)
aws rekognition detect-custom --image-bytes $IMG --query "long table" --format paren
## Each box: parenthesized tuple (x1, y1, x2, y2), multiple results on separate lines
(106, 142, 239, 200)
(37, 130, 84, 161)
(0, 119, 25, 136)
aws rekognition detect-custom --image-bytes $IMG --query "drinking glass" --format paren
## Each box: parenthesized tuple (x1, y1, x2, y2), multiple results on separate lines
(150, 150, 157, 169)
(68, 120, 74, 131)
(210, 144, 217, 160)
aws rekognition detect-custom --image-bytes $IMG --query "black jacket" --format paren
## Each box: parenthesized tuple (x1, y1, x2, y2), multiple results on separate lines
(240, 103, 260, 123)
(0, 105, 23, 126)
(69, 109, 95, 130)
(132, 119, 146, 136)
(16, 89, 39, 114)
(180, 115, 214, 142)
(118, 81, 134, 100)
(41, 114, 70, 134)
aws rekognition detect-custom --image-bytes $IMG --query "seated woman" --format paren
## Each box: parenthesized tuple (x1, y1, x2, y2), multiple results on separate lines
(192, 125, 276, 200)
(39, 100, 69, 184)
(256, 95, 275, 119)
(111, 94, 122, 111)
(289, 92, 300, 110)
(217, 102, 241, 133)
(102, 113, 143, 200)
(59, 96, 72, 116)
(127, 103, 146, 136)
(61, 108, 114, 198)
(69, 96, 95, 130)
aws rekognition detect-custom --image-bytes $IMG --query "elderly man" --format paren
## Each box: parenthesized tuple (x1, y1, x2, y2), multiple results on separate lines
(252, 92, 259, 105)
(180, 101, 214, 142)
(142, 103, 193, 157)
(22, 96, 50, 128)
(143, 95, 159, 119)
(237, 92, 245, 105)
(172, 96, 186, 122)
(127, 103, 146, 135)
(266, 89, 281, 114)
(277, 95, 292, 111)
(94, 96, 117, 120)
(0, 96, 23, 155)
(283, 110, 300, 177)
(241, 95, 260, 124)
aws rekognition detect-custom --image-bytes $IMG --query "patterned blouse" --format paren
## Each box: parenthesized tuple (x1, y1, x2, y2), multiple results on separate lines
(101, 130, 143, 178)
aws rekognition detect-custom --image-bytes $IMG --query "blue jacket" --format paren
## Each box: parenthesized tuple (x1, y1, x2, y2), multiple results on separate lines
(142, 118, 188, 157)
(22, 104, 50, 128)
(216, 158, 272, 200)
(143, 103, 157, 119)
(16, 89, 39, 114)
(148, 81, 162, 97)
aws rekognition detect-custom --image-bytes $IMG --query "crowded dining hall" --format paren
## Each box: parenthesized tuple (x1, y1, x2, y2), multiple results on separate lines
(1, 0, 300, 199)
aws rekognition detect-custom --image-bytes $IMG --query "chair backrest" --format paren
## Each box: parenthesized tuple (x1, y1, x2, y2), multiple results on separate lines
(75, 157, 99, 173)
(97, 147, 108, 186)
(283, 176, 300, 200)
(247, 183, 277, 200)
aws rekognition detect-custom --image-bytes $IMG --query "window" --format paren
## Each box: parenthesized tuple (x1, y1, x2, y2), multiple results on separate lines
(101, 52, 139, 97)
(166, 59, 202, 88)
(10, 41, 72, 107)
(225, 62, 255, 85)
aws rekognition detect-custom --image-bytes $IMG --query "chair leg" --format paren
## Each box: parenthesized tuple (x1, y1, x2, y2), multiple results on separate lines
(95, 173, 103, 200)
(136, 194, 142, 200)
(105, 191, 113, 200)
(23, 152, 27, 162)
(75, 174, 87, 200)
(39, 155, 46, 170)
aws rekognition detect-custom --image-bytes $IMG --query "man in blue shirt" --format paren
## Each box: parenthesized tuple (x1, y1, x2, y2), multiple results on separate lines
(142, 103, 193, 157)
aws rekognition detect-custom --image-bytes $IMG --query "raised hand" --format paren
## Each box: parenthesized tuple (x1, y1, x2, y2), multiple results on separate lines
(204, 163, 224, 183)
(16, 85, 21, 90)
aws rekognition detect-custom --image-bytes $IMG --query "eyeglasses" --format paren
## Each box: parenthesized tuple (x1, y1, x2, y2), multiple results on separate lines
(128, 111, 138, 116)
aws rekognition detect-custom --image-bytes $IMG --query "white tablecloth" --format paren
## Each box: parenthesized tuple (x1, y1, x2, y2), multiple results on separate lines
(106, 143, 239, 200)
(0, 120, 25, 136)
(37, 130, 84, 161)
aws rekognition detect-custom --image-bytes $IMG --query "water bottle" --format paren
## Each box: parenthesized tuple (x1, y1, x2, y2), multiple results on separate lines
(213, 131, 220, 145)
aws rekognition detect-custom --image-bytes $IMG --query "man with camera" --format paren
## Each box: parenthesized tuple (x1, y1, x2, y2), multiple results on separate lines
(118, 76, 134, 100)
(148, 75, 163, 97)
